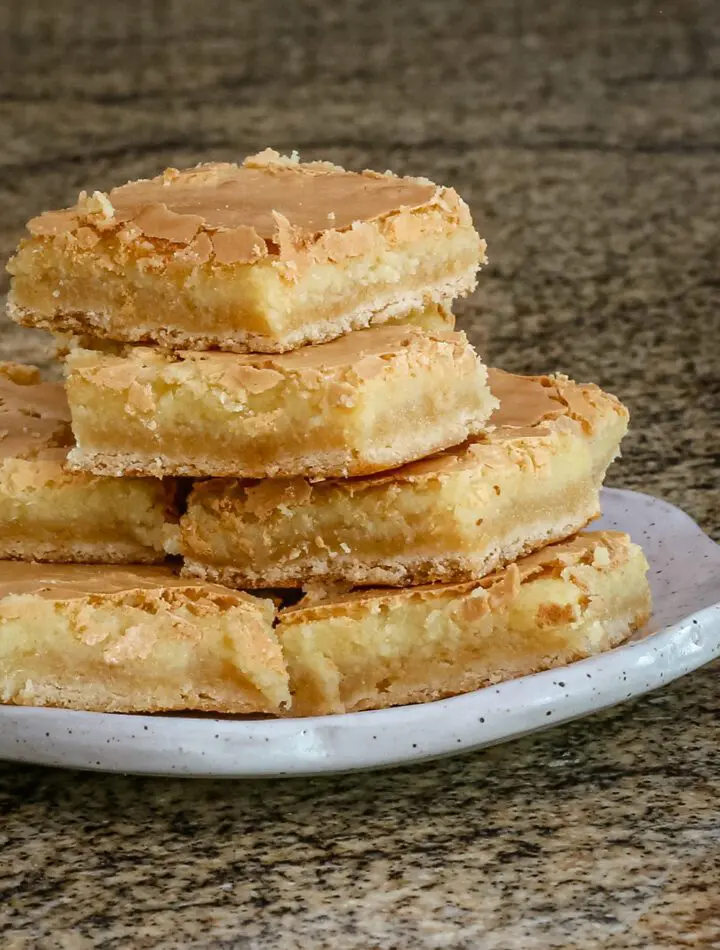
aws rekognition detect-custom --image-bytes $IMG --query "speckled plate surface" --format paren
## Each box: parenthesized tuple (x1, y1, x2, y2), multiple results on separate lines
(1, 488, 718, 778)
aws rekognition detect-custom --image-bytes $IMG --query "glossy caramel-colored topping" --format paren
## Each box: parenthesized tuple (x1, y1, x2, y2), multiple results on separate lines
(189, 323, 463, 372)
(0, 559, 259, 603)
(25, 150, 457, 265)
(0, 362, 72, 461)
(74, 325, 472, 393)
(488, 368, 569, 429)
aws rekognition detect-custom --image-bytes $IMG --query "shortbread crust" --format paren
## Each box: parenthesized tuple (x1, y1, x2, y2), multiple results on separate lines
(180, 370, 629, 587)
(277, 532, 650, 716)
(8, 150, 485, 353)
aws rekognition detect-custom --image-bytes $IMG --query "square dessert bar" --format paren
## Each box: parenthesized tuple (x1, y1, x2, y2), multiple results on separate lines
(277, 532, 651, 716)
(0, 561, 289, 714)
(179, 370, 629, 588)
(64, 326, 497, 479)
(0, 362, 175, 563)
(8, 150, 485, 353)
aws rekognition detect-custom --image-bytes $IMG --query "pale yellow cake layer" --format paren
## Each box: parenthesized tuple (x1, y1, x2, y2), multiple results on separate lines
(64, 326, 497, 479)
(277, 532, 651, 716)
(180, 369, 629, 588)
(0, 362, 175, 564)
(0, 561, 289, 714)
(8, 150, 484, 353)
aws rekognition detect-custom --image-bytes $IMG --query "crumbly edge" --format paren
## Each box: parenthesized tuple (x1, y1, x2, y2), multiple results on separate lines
(277, 536, 651, 714)
(66, 408, 495, 480)
(313, 607, 650, 715)
(176, 373, 625, 587)
(0, 455, 179, 561)
(0, 533, 649, 717)
(16, 603, 643, 717)
(279, 532, 638, 618)
(180, 509, 599, 589)
(7, 269, 476, 353)
(0, 583, 289, 714)
(0, 540, 166, 565)
(0, 682, 281, 716)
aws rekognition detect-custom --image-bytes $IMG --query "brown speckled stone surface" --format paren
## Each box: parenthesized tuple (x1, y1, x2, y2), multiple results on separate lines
(0, 1, 718, 947)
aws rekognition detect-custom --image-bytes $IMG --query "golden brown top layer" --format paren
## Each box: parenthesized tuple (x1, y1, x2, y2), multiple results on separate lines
(23, 150, 465, 266)
(489, 368, 570, 429)
(279, 532, 634, 622)
(489, 369, 627, 434)
(0, 362, 73, 461)
(69, 325, 477, 395)
(0, 559, 261, 603)
(186, 323, 466, 373)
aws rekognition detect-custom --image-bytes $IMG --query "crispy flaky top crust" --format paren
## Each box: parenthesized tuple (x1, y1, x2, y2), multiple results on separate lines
(0, 559, 251, 603)
(279, 531, 638, 621)
(12, 149, 481, 272)
(65, 323, 480, 395)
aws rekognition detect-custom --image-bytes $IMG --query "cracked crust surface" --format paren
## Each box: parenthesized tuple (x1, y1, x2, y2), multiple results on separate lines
(8, 150, 485, 353)
(0, 361, 175, 564)
(64, 326, 497, 479)
(0, 533, 651, 718)
(0, 560, 290, 715)
(277, 531, 651, 716)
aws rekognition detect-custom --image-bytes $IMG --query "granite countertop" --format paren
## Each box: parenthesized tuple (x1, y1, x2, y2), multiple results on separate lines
(0, 1, 718, 947)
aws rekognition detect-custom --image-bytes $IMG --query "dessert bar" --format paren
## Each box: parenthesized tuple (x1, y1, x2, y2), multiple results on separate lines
(180, 370, 629, 587)
(0, 560, 289, 714)
(63, 326, 497, 479)
(0, 362, 174, 563)
(277, 532, 650, 716)
(8, 150, 484, 353)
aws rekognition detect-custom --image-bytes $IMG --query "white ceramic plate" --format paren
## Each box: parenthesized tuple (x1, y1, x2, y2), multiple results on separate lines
(1, 488, 718, 778)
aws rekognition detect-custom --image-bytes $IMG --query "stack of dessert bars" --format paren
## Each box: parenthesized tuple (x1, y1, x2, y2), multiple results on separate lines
(0, 150, 650, 717)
